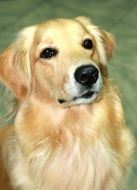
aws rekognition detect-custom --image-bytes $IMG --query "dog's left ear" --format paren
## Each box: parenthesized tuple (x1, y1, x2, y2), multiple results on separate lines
(0, 26, 36, 99)
(75, 16, 115, 63)
(101, 30, 115, 59)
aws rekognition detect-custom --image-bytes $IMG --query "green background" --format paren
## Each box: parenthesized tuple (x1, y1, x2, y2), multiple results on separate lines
(0, 0, 137, 189)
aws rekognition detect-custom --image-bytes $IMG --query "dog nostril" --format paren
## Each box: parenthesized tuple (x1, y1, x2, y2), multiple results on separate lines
(74, 65, 99, 86)
(77, 72, 89, 84)
(91, 70, 99, 84)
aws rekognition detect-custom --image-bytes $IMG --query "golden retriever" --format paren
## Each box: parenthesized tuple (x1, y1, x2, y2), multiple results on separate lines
(0, 16, 135, 190)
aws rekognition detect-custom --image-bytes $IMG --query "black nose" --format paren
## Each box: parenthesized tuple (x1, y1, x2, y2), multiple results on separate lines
(74, 65, 99, 86)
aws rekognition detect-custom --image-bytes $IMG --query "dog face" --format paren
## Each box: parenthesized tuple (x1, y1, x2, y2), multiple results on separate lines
(0, 17, 115, 107)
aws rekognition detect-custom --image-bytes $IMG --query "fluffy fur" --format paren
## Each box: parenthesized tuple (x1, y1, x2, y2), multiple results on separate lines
(0, 17, 134, 190)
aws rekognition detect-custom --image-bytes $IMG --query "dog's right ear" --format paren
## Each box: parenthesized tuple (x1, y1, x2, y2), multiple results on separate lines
(0, 26, 36, 99)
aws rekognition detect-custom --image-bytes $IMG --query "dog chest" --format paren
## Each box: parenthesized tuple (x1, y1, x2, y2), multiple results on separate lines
(25, 139, 119, 190)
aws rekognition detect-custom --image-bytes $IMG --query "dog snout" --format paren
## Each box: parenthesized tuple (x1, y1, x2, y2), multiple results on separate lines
(74, 65, 99, 86)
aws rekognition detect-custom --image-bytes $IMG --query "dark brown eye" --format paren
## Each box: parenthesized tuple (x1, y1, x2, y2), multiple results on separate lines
(40, 48, 58, 59)
(82, 39, 93, 49)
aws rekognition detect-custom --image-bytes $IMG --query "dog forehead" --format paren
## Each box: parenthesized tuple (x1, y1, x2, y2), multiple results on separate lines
(36, 19, 89, 42)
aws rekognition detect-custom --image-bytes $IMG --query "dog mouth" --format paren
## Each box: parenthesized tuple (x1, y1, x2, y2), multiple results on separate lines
(58, 90, 97, 104)
(76, 91, 95, 99)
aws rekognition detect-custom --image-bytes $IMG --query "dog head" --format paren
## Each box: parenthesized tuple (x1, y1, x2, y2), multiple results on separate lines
(0, 17, 115, 107)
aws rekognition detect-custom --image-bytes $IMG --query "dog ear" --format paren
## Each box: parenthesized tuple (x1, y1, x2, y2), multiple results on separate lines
(0, 26, 36, 99)
(101, 30, 115, 59)
(75, 16, 115, 63)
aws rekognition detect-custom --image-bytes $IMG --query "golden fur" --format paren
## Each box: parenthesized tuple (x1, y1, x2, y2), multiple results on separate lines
(0, 17, 134, 190)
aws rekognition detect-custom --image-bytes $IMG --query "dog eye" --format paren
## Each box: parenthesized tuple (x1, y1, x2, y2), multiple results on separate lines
(40, 48, 58, 59)
(82, 39, 93, 49)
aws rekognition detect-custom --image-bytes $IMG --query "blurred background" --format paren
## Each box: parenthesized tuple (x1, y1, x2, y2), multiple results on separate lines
(0, 0, 137, 189)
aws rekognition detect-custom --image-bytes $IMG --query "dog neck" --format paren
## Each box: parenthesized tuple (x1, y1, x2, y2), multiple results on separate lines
(14, 96, 104, 155)
(14, 82, 120, 157)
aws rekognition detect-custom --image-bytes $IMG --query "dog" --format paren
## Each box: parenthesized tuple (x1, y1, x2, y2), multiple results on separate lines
(0, 16, 135, 190)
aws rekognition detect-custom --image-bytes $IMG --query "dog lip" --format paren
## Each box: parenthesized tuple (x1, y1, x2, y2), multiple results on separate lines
(73, 90, 96, 100)
(80, 91, 94, 99)
(58, 99, 67, 104)
(58, 91, 97, 104)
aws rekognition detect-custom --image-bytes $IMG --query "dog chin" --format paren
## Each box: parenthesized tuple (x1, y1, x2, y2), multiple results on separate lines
(72, 92, 99, 106)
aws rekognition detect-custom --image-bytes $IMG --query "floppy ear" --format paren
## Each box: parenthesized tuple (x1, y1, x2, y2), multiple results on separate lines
(101, 30, 115, 59)
(0, 26, 36, 99)
(75, 16, 115, 63)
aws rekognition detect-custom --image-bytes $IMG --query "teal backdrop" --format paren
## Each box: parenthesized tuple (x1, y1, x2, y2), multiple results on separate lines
(0, 0, 137, 189)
